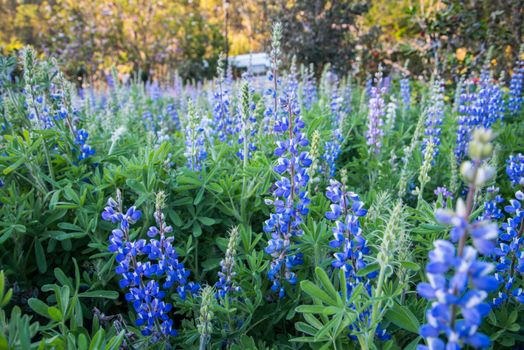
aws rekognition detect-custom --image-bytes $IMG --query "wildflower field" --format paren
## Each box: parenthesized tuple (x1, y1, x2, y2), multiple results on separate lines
(1, 25, 524, 350)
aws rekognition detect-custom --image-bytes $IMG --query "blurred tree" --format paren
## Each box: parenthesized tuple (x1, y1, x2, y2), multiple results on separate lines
(0, 0, 521, 81)
(0, 0, 224, 82)
(359, 0, 523, 79)
(276, 0, 369, 74)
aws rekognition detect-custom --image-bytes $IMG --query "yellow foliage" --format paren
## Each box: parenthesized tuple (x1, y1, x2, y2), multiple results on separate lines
(0, 39, 24, 54)
(456, 48, 467, 61)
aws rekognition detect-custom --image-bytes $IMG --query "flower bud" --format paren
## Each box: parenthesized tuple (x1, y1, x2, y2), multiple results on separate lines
(474, 165, 495, 187)
(460, 161, 475, 182)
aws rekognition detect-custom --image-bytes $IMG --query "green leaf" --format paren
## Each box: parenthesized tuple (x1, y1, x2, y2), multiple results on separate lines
(177, 175, 202, 186)
(3, 156, 26, 175)
(339, 269, 347, 303)
(192, 222, 202, 237)
(197, 217, 216, 226)
(28, 298, 50, 317)
(508, 323, 520, 332)
(77, 334, 88, 350)
(295, 321, 319, 336)
(1, 289, 12, 307)
(89, 329, 105, 350)
(314, 314, 339, 341)
(290, 336, 320, 343)
(296, 305, 329, 314)
(0, 336, 8, 350)
(104, 331, 125, 350)
(54, 231, 87, 240)
(35, 239, 47, 274)
(49, 190, 61, 210)
(400, 261, 420, 271)
(315, 267, 341, 304)
(404, 337, 422, 350)
(52, 267, 72, 289)
(57, 222, 83, 231)
(300, 280, 336, 306)
(384, 302, 420, 334)
(47, 306, 63, 322)
(194, 187, 205, 205)
(79, 290, 119, 299)
(356, 262, 379, 277)
(0, 271, 5, 298)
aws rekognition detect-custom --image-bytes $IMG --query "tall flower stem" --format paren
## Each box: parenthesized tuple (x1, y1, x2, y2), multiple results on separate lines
(239, 81, 252, 226)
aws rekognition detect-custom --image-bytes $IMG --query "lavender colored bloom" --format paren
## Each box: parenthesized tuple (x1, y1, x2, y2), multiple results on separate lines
(325, 177, 391, 340)
(422, 81, 444, 158)
(418, 130, 499, 349)
(323, 132, 343, 178)
(103, 192, 199, 341)
(322, 78, 346, 177)
(341, 79, 352, 115)
(365, 71, 386, 155)
(301, 65, 317, 111)
(476, 72, 505, 128)
(215, 227, 241, 299)
(434, 186, 453, 207)
(508, 60, 523, 115)
(74, 129, 95, 161)
(454, 81, 477, 163)
(417, 240, 496, 350)
(166, 103, 181, 131)
(325, 179, 369, 283)
(478, 187, 504, 222)
(491, 190, 524, 306)
(400, 77, 411, 110)
(264, 79, 310, 298)
(365, 77, 372, 99)
(455, 74, 505, 163)
(506, 153, 524, 187)
(263, 23, 283, 133)
(184, 101, 207, 171)
(213, 55, 234, 143)
(381, 75, 391, 94)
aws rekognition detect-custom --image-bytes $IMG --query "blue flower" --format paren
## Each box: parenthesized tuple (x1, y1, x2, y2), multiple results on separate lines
(490, 189, 524, 306)
(365, 71, 386, 155)
(264, 78, 310, 298)
(508, 60, 523, 115)
(422, 81, 444, 158)
(434, 186, 453, 207)
(301, 65, 317, 111)
(400, 77, 411, 110)
(454, 74, 505, 163)
(417, 241, 496, 350)
(478, 187, 504, 221)
(506, 153, 524, 187)
(74, 129, 95, 161)
(102, 192, 199, 341)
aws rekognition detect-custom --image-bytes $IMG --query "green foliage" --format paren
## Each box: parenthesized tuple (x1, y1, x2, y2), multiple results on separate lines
(0, 46, 523, 350)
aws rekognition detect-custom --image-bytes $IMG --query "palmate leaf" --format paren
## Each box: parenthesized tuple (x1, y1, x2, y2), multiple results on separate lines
(295, 267, 361, 347)
(384, 302, 420, 334)
(314, 267, 342, 306)
(300, 280, 337, 306)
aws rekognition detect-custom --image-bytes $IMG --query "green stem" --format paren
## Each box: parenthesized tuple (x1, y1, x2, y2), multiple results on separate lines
(240, 127, 249, 225)
(199, 334, 209, 350)
(194, 236, 199, 277)
(369, 263, 386, 344)
(43, 141, 55, 182)
(357, 334, 369, 350)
